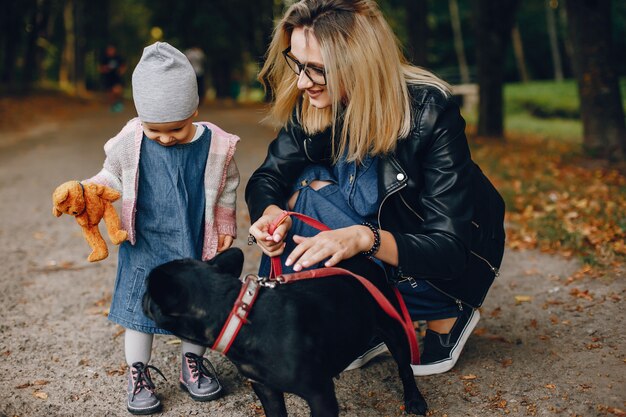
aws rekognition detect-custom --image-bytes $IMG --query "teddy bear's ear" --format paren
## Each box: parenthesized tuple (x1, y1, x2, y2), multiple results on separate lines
(52, 187, 70, 217)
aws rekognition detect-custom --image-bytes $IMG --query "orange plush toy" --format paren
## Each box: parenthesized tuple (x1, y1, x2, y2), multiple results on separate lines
(52, 181, 128, 262)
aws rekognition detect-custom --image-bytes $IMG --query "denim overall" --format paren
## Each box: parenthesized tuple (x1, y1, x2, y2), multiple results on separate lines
(108, 127, 211, 334)
(259, 154, 458, 321)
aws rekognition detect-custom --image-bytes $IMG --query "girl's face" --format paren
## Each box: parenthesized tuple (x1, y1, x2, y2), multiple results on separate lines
(290, 27, 332, 109)
(141, 111, 198, 146)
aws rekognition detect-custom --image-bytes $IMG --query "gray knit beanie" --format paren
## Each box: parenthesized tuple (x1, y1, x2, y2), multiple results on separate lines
(132, 42, 199, 123)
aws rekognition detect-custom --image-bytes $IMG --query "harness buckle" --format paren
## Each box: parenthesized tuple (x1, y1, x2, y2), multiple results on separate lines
(257, 275, 277, 288)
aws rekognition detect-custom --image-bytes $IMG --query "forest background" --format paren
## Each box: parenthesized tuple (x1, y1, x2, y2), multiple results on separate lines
(1, 0, 625, 300)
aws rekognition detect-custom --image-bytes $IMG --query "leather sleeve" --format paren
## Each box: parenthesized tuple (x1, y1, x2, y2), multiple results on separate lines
(391, 97, 474, 280)
(245, 122, 311, 222)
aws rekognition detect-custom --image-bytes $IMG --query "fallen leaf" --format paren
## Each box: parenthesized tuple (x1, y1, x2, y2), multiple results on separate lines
(501, 358, 513, 368)
(607, 407, 626, 417)
(33, 391, 48, 399)
(166, 339, 181, 345)
(15, 382, 31, 389)
(545, 384, 556, 389)
(515, 295, 532, 304)
(461, 374, 477, 380)
(570, 288, 594, 301)
(473, 327, 488, 336)
(33, 380, 49, 386)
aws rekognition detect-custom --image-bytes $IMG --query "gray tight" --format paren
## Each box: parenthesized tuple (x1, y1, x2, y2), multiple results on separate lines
(124, 328, 206, 366)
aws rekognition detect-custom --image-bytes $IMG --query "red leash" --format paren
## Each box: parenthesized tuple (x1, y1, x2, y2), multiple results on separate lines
(267, 211, 420, 364)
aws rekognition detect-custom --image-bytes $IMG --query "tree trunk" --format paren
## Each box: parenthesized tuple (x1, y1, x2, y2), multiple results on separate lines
(511, 24, 529, 82)
(565, 0, 626, 160)
(406, 0, 428, 67)
(59, 0, 75, 93)
(546, 0, 564, 82)
(449, 0, 470, 84)
(559, 6, 575, 76)
(1, 1, 22, 84)
(22, 0, 52, 89)
(473, 0, 520, 139)
(73, 0, 86, 95)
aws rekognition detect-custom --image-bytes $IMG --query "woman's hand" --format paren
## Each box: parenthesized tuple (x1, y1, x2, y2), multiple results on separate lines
(285, 225, 374, 271)
(248, 205, 293, 257)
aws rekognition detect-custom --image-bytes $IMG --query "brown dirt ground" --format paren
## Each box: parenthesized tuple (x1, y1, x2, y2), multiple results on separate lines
(0, 96, 624, 417)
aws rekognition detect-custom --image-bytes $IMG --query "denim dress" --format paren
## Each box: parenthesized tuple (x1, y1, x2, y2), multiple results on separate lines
(108, 127, 211, 334)
(258, 153, 458, 321)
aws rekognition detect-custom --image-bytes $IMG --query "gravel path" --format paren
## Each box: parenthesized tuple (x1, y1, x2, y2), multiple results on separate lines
(0, 103, 623, 417)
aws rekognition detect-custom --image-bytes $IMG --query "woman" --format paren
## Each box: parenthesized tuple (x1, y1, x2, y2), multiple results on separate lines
(246, 0, 505, 376)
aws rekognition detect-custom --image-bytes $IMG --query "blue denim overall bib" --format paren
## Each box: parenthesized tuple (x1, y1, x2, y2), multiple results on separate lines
(108, 127, 211, 334)
(258, 154, 458, 321)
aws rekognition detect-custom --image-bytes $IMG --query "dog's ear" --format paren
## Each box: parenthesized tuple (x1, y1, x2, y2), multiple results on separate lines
(207, 247, 244, 277)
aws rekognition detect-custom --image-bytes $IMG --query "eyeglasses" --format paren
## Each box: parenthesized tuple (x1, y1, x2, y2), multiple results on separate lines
(282, 47, 327, 86)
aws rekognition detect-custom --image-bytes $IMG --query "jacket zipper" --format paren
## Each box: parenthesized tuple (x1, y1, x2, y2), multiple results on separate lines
(398, 191, 499, 277)
(394, 191, 488, 310)
(379, 181, 467, 310)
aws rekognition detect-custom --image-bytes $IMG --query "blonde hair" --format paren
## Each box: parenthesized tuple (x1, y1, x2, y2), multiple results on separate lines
(259, 0, 450, 162)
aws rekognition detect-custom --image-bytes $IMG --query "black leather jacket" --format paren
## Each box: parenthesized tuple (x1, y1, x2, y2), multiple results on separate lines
(246, 85, 505, 308)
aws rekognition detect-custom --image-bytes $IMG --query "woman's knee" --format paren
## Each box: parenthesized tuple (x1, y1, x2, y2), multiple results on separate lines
(309, 180, 332, 190)
(287, 180, 333, 210)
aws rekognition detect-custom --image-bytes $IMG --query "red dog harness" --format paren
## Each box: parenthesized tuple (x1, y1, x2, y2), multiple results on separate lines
(212, 211, 420, 365)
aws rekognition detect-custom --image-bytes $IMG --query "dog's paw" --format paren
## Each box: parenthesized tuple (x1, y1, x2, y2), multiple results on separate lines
(404, 397, 428, 416)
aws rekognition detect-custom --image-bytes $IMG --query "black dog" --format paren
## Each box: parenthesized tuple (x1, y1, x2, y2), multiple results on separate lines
(143, 248, 427, 417)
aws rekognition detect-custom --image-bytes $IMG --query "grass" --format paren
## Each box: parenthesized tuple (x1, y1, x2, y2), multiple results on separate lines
(466, 78, 626, 275)
(464, 78, 626, 143)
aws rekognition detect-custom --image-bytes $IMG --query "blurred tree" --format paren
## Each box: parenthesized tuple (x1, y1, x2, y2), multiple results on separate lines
(546, 0, 563, 81)
(1, 0, 30, 84)
(406, 0, 428, 66)
(448, 0, 469, 84)
(473, 0, 520, 138)
(149, 0, 274, 99)
(511, 24, 529, 82)
(22, 0, 53, 88)
(565, 0, 626, 160)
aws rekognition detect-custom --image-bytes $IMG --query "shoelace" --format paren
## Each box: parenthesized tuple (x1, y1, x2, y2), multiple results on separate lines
(184, 352, 220, 389)
(130, 362, 166, 401)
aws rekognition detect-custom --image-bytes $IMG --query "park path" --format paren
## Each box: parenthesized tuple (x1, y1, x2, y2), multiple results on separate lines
(0, 102, 623, 417)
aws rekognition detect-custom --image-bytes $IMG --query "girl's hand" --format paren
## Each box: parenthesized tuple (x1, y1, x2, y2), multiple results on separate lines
(217, 234, 234, 252)
(248, 205, 293, 257)
(285, 225, 374, 271)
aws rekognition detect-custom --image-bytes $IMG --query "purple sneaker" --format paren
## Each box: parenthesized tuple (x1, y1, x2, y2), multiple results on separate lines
(127, 362, 166, 415)
(179, 352, 223, 401)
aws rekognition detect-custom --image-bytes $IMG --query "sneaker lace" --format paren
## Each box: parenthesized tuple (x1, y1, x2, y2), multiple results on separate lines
(184, 352, 220, 389)
(130, 362, 166, 401)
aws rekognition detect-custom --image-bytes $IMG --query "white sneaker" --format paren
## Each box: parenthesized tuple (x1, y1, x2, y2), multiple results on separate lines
(411, 308, 480, 376)
(344, 342, 388, 371)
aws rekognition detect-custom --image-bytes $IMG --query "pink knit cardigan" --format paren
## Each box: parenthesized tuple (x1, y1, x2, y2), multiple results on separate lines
(88, 118, 240, 260)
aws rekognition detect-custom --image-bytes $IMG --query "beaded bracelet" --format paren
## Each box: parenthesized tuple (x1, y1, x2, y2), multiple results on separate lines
(361, 222, 381, 257)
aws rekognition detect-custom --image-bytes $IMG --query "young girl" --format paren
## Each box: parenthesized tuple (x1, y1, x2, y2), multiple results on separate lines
(86, 42, 239, 414)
